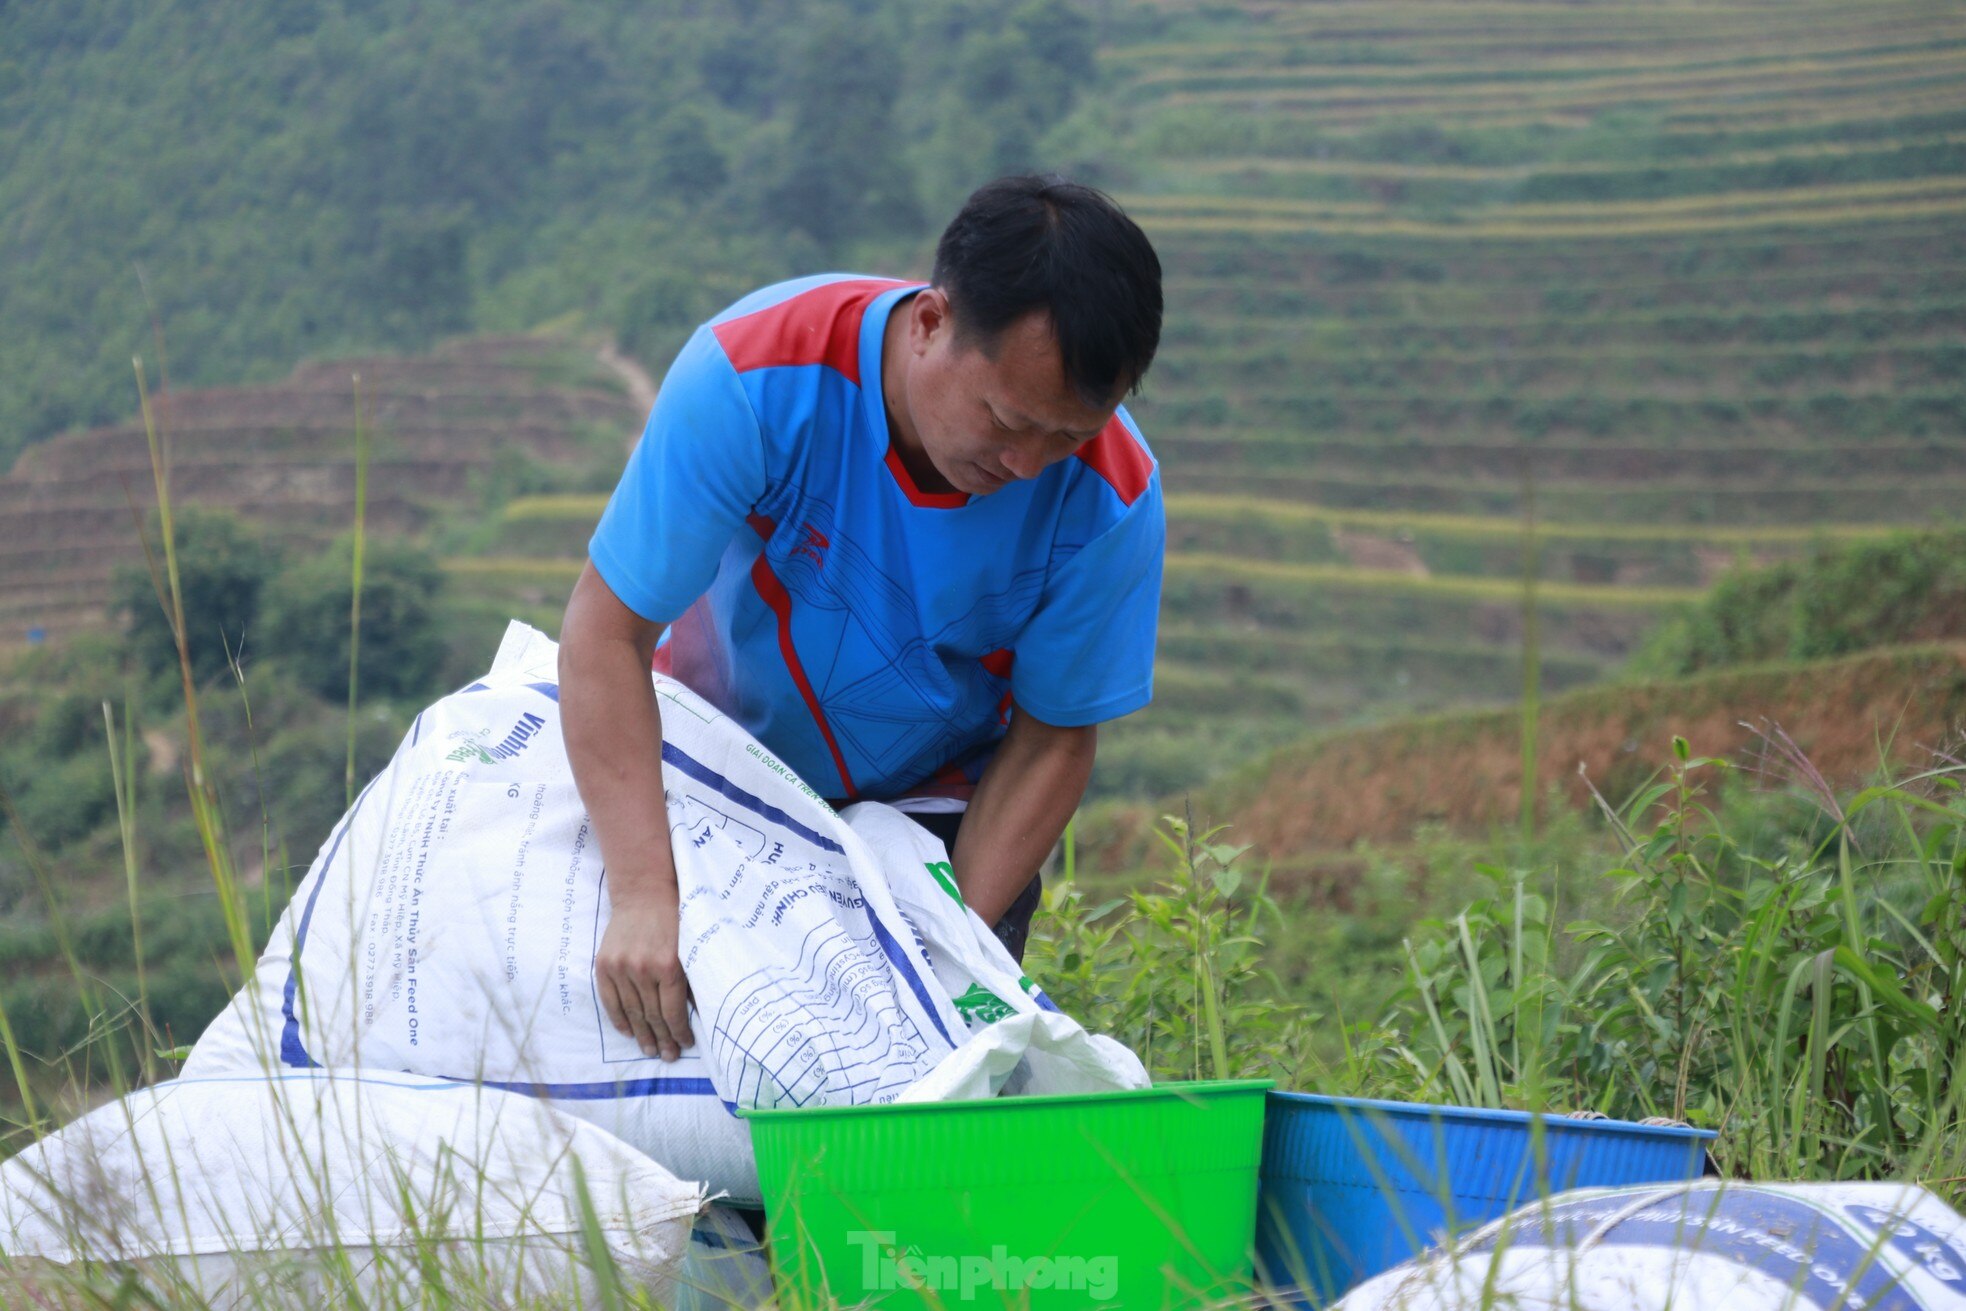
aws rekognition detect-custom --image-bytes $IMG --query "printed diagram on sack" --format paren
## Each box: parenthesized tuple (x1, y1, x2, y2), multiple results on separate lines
(657, 680, 720, 725)
(673, 794, 770, 861)
(706, 923, 929, 1107)
(589, 792, 783, 1066)
(661, 783, 943, 1104)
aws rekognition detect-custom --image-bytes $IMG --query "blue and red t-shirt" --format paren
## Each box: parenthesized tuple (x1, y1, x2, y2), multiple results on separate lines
(588, 275, 1164, 803)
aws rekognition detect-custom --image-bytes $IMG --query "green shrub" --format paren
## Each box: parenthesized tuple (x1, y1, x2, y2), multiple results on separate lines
(1039, 741, 1965, 1193)
(0, 889, 266, 1083)
(1027, 815, 1319, 1084)
(112, 508, 279, 684)
(3, 751, 117, 857)
(261, 535, 447, 703)
(1635, 529, 1966, 675)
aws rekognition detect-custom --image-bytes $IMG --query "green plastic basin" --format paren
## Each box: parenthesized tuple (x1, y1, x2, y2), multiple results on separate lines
(740, 1078, 1273, 1309)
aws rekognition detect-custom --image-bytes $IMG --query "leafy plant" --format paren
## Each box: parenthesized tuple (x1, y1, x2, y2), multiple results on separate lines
(1028, 811, 1318, 1084)
(261, 535, 447, 704)
(1633, 528, 1966, 676)
(112, 508, 279, 683)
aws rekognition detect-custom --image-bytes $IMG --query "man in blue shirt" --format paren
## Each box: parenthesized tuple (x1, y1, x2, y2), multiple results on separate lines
(560, 176, 1165, 1062)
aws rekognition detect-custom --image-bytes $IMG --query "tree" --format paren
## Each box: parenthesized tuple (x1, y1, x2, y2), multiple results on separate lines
(113, 508, 277, 682)
(913, 0, 1098, 214)
(651, 108, 729, 198)
(261, 535, 447, 702)
(764, 16, 921, 252)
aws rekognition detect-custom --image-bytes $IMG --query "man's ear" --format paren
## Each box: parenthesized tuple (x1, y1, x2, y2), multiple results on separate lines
(910, 287, 953, 356)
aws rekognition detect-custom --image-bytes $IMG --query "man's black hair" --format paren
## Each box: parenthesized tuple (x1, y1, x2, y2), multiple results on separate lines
(932, 174, 1163, 407)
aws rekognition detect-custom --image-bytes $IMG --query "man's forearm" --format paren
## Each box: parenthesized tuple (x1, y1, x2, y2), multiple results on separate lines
(558, 603, 675, 905)
(951, 710, 1096, 927)
(560, 562, 696, 1058)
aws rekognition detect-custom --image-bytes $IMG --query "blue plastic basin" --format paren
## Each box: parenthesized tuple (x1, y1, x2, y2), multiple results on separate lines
(1255, 1091, 1716, 1304)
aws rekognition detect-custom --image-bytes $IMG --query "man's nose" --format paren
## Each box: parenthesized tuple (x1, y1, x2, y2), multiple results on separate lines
(999, 442, 1046, 480)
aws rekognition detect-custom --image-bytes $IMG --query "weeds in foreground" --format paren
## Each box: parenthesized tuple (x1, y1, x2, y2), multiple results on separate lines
(1037, 736, 1965, 1204)
(1388, 736, 1966, 1196)
(1026, 810, 1319, 1085)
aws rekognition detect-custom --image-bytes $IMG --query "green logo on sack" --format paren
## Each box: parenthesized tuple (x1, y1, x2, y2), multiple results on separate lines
(445, 712, 548, 765)
(924, 860, 963, 905)
(953, 983, 1015, 1025)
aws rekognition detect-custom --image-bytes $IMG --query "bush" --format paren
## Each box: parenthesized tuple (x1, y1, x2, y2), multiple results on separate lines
(261, 535, 447, 703)
(1037, 737, 1965, 1194)
(1027, 815, 1318, 1084)
(3, 749, 117, 854)
(112, 508, 278, 683)
(1634, 528, 1966, 676)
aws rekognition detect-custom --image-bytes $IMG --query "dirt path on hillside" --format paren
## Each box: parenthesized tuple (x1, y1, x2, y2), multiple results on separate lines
(596, 344, 658, 437)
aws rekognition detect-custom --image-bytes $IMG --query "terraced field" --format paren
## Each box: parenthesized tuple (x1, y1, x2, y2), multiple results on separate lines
(440, 484, 1889, 799)
(1077, 0, 1966, 794)
(0, 338, 636, 650)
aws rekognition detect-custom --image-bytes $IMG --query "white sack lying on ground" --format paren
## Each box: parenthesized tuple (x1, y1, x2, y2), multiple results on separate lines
(0, 1069, 704, 1309)
(187, 621, 1143, 1206)
(1338, 1180, 1966, 1311)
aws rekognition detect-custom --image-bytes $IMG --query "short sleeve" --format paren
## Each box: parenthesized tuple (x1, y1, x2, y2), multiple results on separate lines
(588, 327, 767, 624)
(1010, 473, 1165, 727)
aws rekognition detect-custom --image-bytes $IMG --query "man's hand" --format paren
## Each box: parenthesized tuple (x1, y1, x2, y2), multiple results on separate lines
(560, 560, 697, 1061)
(595, 886, 695, 1061)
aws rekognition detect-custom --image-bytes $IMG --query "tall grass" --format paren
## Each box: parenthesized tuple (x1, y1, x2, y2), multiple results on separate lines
(345, 374, 368, 809)
(1381, 737, 1966, 1194)
(1033, 734, 1965, 1202)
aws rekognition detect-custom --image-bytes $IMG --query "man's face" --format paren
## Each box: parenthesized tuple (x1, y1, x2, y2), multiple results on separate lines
(900, 291, 1120, 497)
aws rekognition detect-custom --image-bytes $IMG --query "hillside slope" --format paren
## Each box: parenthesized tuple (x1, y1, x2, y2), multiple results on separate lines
(10, 0, 1966, 805)
(436, 1, 1966, 796)
(0, 0, 1093, 467)
(1081, 641, 1966, 874)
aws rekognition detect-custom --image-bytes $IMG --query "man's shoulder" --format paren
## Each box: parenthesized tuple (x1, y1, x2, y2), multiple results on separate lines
(705, 274, 916, 387)
(707, 273, 906, 327)
(1066, 406, 1158, 513)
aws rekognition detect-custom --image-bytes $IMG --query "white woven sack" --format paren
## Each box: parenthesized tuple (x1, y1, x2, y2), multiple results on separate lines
(0, 1069, 703, 1308)
(1338, 1180, 1966, 1311)
(675, 1205, 775, 1311)
(187, 622, 972, 1203)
